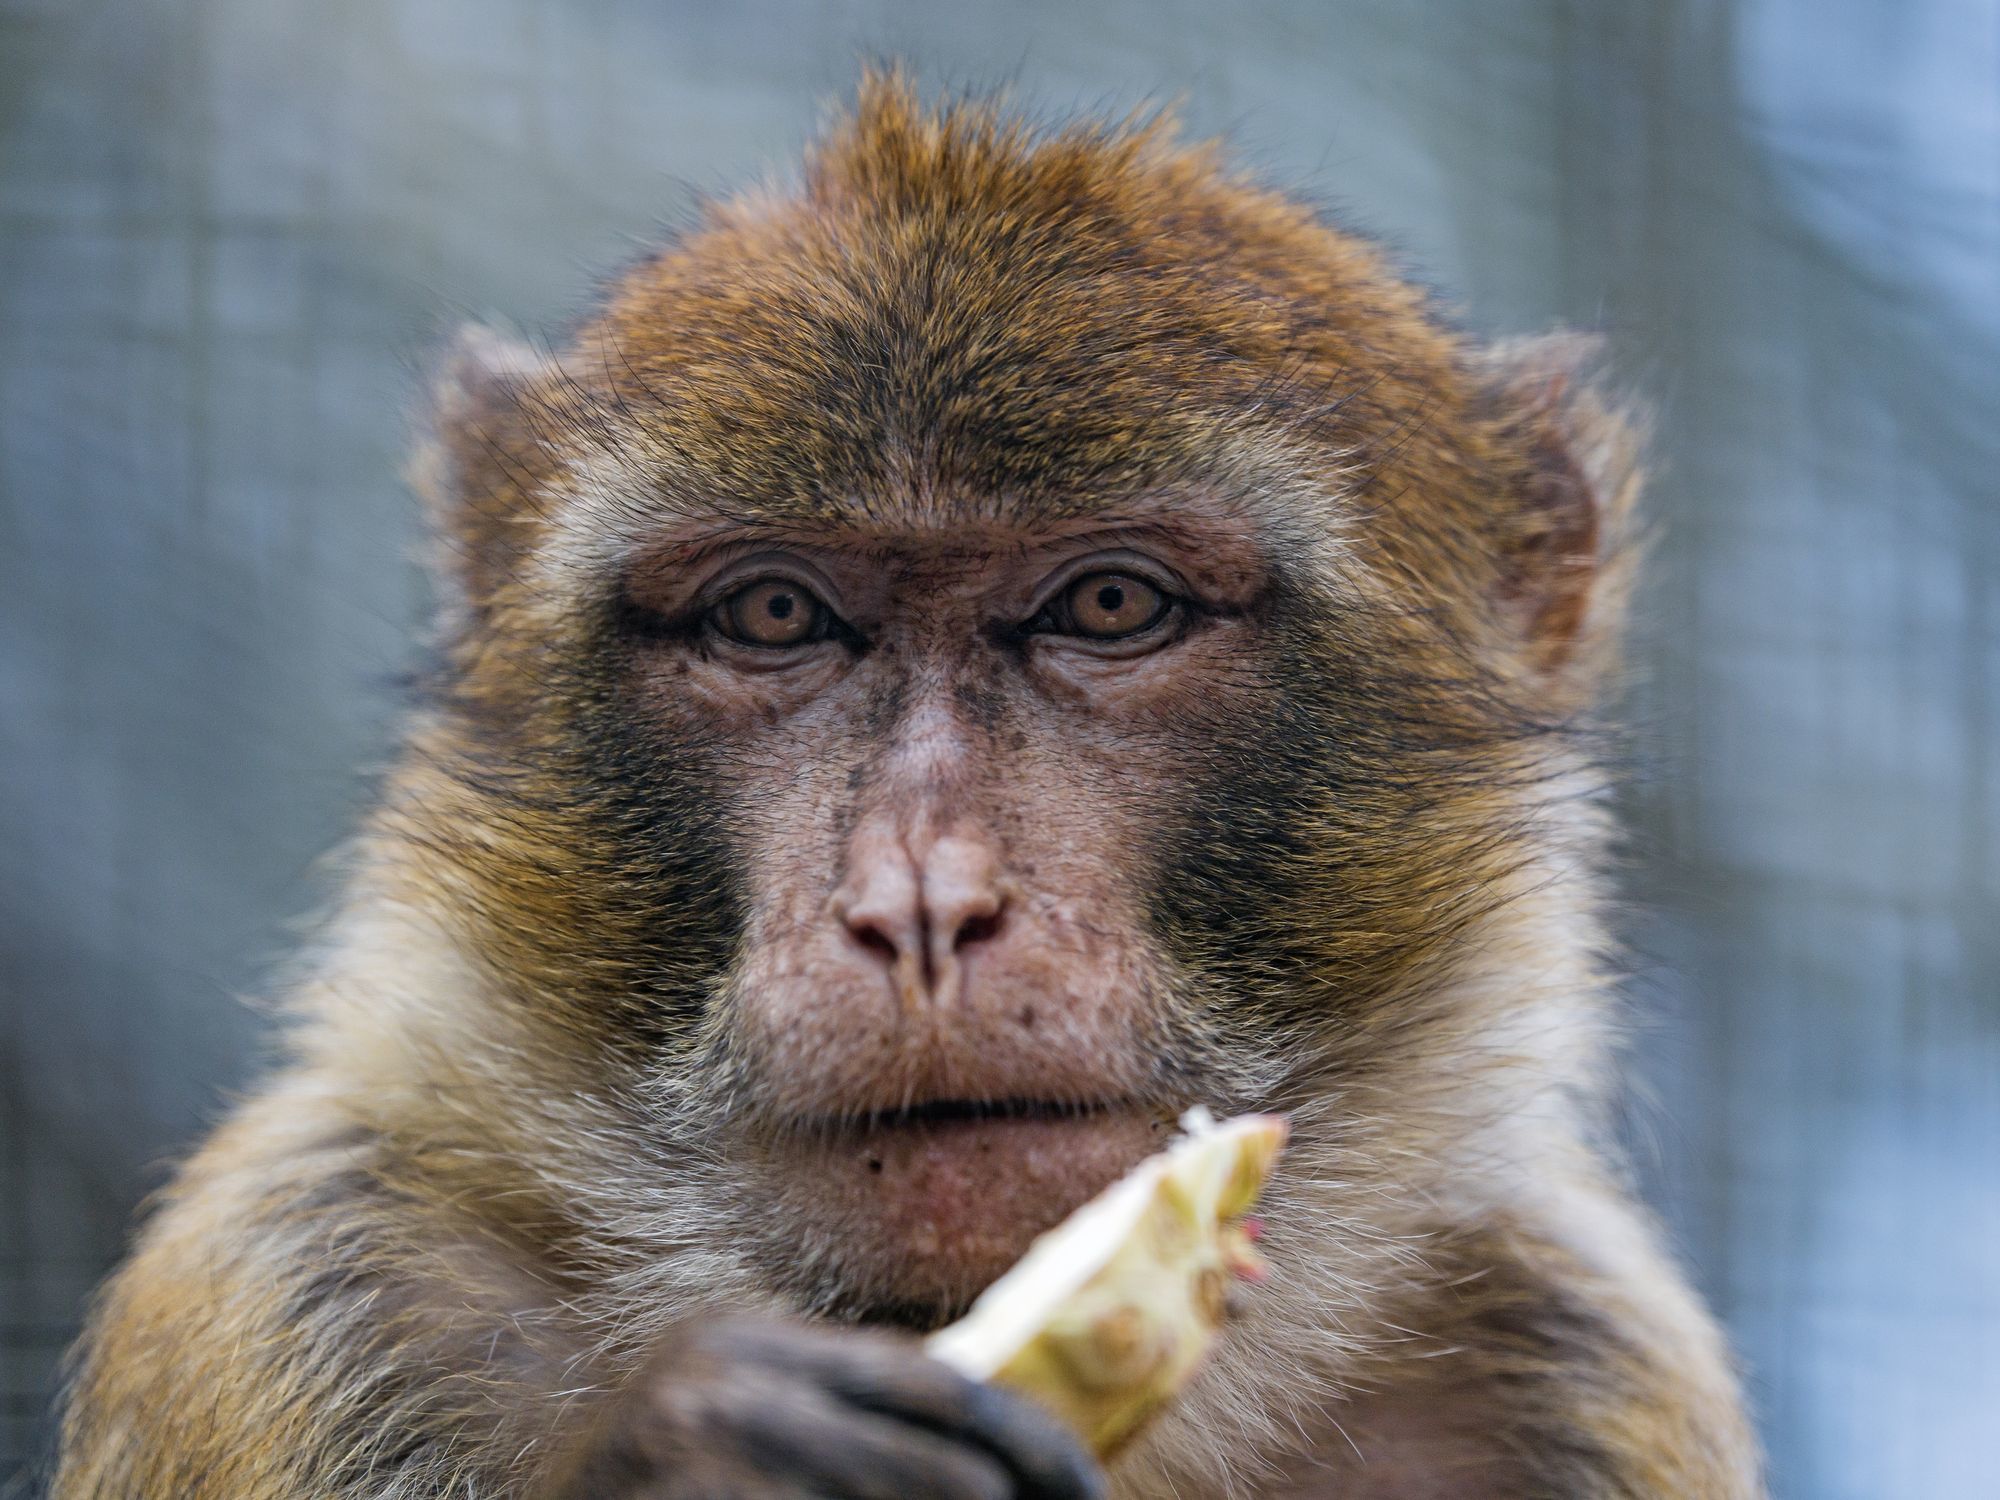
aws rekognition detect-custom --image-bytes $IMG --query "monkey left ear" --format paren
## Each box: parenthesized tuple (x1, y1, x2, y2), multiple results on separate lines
(406, 323, 559, 627)
(1478, 335, 1643, 685)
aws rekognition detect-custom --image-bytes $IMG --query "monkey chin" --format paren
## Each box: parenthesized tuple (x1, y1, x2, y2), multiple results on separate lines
(757, 1104, 1169, 1327)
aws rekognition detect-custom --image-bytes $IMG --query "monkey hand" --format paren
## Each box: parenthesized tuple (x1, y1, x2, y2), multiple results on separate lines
(554, 1313, 1107, 1500)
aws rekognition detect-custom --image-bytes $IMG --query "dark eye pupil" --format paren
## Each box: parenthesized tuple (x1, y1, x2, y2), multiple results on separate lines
(766, 592, 795, 620)
(1096, 583, 1125, 614)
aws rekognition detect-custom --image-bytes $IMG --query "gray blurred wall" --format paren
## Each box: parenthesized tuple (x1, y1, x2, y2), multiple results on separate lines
(2, 1, 1995, 1494)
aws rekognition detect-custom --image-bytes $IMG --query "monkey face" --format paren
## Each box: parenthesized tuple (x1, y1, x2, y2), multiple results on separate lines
(436, 456, 1538, 1323)
(410, 88, 1618, 1324)
(601, 506, 1287, 1313)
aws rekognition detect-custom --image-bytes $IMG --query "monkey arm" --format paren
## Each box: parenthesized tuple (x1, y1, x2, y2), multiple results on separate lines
(52, 1080, 595, 1500)
(1466, 1191, 1763, 1500)
(1255, 1182, 1763, 1500)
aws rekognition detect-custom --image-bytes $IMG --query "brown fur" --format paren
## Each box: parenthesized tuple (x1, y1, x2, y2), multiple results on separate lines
(55, 74, 1760, 1498)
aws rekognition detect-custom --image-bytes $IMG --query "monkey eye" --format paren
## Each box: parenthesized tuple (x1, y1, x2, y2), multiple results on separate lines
(1041, 570, 1173, 642)
(712, 578, 833, 648)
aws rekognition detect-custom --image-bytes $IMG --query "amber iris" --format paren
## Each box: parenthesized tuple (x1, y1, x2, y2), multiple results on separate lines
(720, 579, 824, 647)
(1065, 572, 1167, 640)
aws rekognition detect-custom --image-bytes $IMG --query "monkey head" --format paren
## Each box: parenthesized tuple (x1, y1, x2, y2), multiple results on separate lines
(395, 77, 1634, 1330)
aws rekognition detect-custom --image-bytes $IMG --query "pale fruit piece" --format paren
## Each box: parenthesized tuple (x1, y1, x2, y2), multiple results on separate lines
(927, 1108, 1287, 1459)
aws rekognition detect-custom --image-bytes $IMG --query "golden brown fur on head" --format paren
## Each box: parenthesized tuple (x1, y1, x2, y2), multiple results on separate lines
(57, 73, 1755, 1500)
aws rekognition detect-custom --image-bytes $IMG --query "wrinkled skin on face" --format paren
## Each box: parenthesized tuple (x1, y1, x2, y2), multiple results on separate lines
(619, 512, 1277, 1311)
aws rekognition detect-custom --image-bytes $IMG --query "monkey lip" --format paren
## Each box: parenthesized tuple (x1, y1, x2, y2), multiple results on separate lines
(843, 1096, 1122, 1130)
(765, 1100, 1168, 1313)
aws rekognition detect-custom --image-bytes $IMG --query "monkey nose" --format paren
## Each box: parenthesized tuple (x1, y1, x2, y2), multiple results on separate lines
(831, 831, 1008, 1012)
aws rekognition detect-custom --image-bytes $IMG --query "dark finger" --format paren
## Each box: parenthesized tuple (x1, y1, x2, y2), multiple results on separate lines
(726, 1389, 1012, 1500)
(712, 1316, 1103, 1500)
(955, 1381, 1106, 1500)
(797, 1341, 1101, 1500)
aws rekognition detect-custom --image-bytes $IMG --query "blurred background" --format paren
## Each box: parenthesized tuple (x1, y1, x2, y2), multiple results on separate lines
(2, 1, 1995, 1494)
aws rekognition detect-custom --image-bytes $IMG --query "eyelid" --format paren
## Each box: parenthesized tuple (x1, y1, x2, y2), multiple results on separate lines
(620, 551, 858, 654)
(1024, 550, 1187, 619)
(694, 553, 847, 616)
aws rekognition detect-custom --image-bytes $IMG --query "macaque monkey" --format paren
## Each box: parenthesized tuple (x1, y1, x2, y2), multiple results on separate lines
(55, 76, 1762, 1499)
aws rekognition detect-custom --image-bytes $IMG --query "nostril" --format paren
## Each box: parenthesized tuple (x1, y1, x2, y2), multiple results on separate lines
(954, 910, 1003, 951)
(851, 923, 899, 964)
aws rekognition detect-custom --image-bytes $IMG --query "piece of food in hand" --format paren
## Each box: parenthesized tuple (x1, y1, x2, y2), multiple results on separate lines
(926, 1107, 1287, 1459)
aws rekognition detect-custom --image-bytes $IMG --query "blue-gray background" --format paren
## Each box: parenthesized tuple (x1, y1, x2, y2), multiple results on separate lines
(2, 2, 1995, 1494)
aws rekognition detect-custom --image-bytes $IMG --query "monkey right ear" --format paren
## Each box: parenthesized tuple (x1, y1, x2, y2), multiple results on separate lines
(1477, 335, 1645, 691)
(407, 324, 557, 622)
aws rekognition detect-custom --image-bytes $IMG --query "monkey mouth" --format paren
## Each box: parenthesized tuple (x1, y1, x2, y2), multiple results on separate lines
(844, 1096, 1123, 1131)
(759, 1099, 1167, 1314)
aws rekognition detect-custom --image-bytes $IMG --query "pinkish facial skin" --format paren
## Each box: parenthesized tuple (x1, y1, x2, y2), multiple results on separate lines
(625, 513, 1272, 1310)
